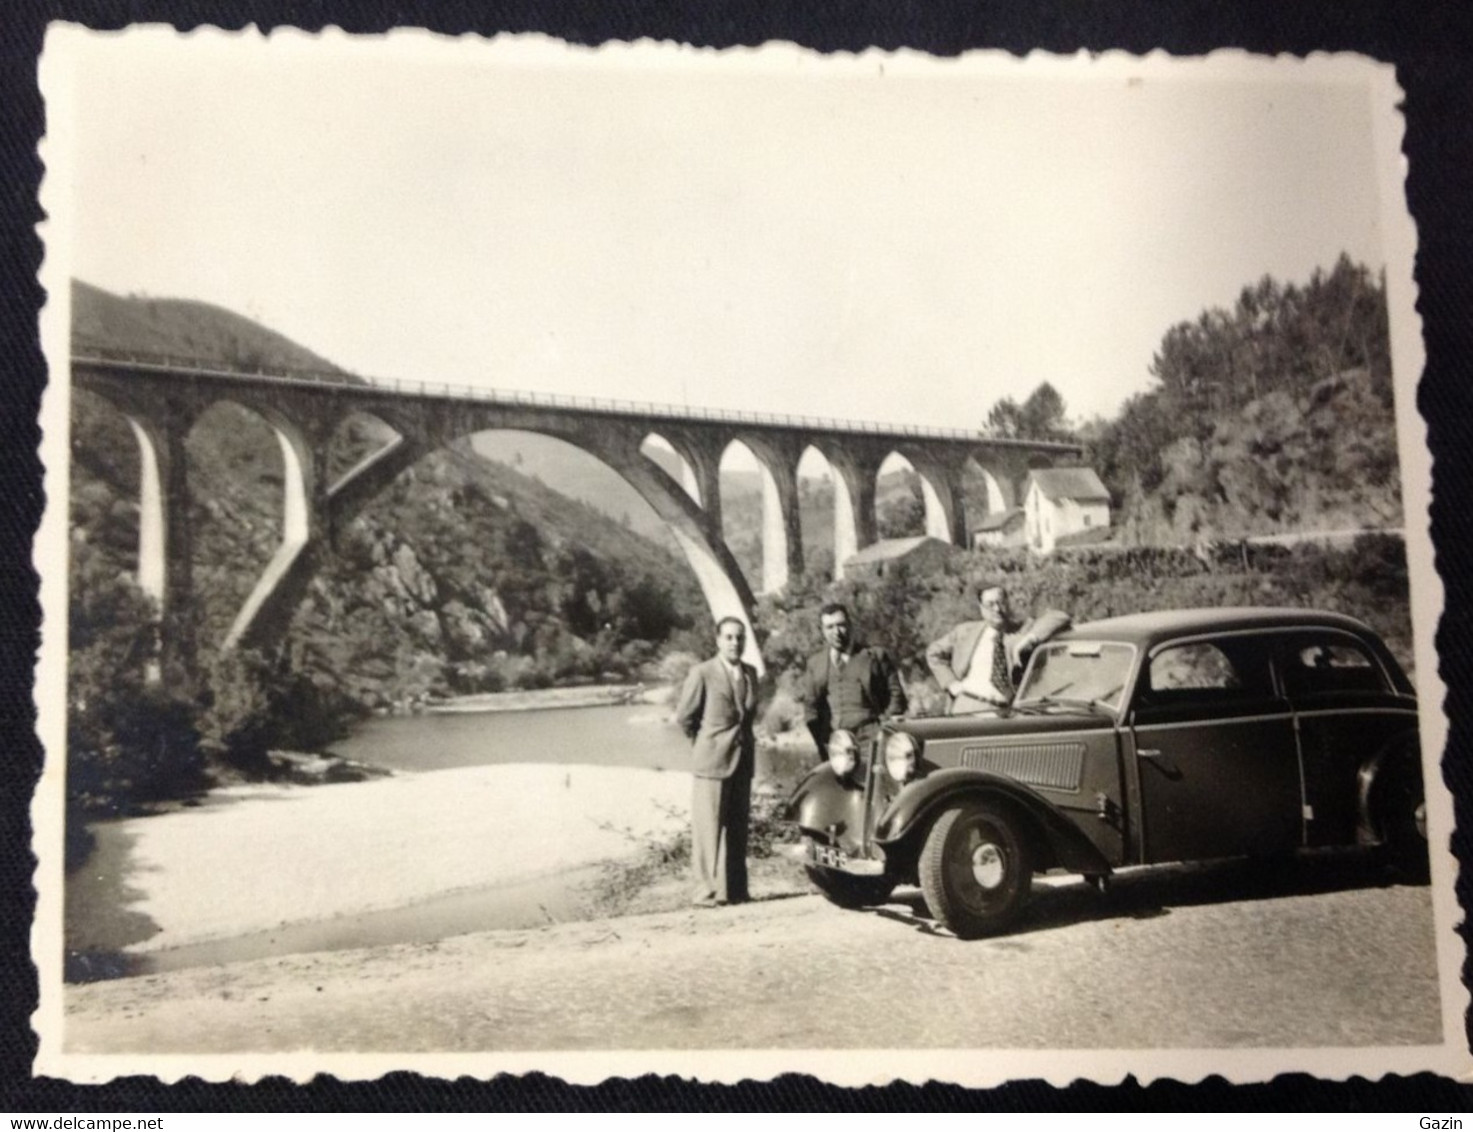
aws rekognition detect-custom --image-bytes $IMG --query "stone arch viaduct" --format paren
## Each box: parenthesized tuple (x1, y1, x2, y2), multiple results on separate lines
(72, 353, 1081, 674)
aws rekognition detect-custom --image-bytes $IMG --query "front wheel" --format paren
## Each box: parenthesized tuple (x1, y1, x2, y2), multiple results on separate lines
(918, 800, 1033, 939)
(803, 865, 896, 909)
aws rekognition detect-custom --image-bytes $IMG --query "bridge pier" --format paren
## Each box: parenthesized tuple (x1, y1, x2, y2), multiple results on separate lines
(969, 449, 1032, 514)
(737, 434, 805, 596)
(827, 449, 880, 579)
(903, 450, 966, 546)
(225, 419, 317, 651)
(125, 418, 166, 613)
(768, 462, 805, 594)
(687, 448, 724, 540)
(111, 406, 198, 681)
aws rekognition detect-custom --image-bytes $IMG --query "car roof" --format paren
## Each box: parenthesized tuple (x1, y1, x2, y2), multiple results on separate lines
(1060, 607, 1377, 648)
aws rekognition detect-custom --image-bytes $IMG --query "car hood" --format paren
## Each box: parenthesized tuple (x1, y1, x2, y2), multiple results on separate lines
(894, 708, 1113, 741)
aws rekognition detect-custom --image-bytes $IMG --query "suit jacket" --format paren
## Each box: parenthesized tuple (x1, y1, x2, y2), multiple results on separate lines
(803, 644, 908, 748)
(925, 610, 1072, 694)
(676, 656, 759, 779)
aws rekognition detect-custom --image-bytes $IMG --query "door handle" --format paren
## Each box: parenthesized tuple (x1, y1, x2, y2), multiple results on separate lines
(1137, 748, 1163, 759)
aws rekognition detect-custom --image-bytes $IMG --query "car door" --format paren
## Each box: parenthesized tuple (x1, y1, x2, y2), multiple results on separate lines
(1128, 633, 1302, 863)
(1277, 630, 1418, 847)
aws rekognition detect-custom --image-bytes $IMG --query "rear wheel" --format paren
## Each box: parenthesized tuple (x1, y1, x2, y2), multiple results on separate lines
(919, 800, 1032, 939)
(804, 864, 896, 909)
(1378, 762, 1430, 884)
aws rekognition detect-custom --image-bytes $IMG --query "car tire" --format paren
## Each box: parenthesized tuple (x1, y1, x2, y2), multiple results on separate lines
(918, 800, 1032, 939)
(803, 864, 896, 909)
(1378, 761, 1430, 884)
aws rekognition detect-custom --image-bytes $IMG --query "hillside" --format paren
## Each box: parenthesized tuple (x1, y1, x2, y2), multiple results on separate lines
(72, 280, 351, 376)
(1088, 257, 1400, 544)
(68, 281, 708, 713)
(471, 432, 675, 544)
(1112, 368, 1401, 545)
(293, 441, 704, 708)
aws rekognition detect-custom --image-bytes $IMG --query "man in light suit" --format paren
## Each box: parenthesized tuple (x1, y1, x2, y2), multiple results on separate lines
(925, 584, 1070, 714)
(675, 616, 759, 907)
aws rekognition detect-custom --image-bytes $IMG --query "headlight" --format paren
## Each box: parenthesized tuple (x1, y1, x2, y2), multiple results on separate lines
(884, 732, 919, 784)
(828, 730, 859, 778)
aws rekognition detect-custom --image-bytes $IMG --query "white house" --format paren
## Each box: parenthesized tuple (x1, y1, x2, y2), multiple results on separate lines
(970, 507, 1026, 549)
(1024, 468, 1112, 554)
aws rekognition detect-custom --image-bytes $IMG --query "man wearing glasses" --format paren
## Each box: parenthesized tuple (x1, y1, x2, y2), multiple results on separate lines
(925, 584, 1070, 714)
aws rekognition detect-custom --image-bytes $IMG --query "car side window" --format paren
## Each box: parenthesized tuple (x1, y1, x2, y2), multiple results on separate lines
(1144, 639, 1273, 704)
(1281, 635, 1388, 696)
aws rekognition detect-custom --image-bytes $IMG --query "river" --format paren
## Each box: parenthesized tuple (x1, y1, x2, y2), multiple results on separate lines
(64, 701, 733, 982)
(326, 700, 692, 773)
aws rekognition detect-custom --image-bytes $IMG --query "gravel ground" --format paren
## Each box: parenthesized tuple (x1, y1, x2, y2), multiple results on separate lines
(63, 856, 1446, 1055)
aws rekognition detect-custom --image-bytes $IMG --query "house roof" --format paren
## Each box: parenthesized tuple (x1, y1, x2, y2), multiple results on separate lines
(1028, 467, 1111, 503)
(971, 507, 1024, 533)
(844, 536, 954, 566)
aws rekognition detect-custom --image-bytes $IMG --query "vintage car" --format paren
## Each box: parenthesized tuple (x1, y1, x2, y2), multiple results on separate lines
(787, 607, 1428, 939)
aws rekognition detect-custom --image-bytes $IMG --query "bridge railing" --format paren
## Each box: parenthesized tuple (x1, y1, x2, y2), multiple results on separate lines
(71, 348, 1081, 448)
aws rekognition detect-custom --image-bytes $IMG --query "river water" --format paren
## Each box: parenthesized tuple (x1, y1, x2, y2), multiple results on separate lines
(327, 701, 693, 774)
(65, 702, 711, 982)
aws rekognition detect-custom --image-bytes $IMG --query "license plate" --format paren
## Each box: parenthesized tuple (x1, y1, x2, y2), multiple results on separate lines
(807, 841, 847, 869)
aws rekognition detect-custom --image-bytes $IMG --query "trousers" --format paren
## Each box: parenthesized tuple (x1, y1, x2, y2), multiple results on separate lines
(690, 759, 752, 904)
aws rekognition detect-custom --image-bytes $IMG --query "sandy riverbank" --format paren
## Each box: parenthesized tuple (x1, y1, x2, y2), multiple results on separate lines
(68, 763, 692, 957)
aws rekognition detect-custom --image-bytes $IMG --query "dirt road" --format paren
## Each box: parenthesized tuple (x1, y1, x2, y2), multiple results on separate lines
(63, 856, 1444, 1054)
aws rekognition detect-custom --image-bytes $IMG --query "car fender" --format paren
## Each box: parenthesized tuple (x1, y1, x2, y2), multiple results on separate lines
(786, 765, 869, 842)
(1356, 727, 1422, 844)
(872, 766, 1112, 876)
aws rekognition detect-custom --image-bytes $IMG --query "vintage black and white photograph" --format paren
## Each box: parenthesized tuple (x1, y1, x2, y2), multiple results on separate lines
(31, 29, 1465, 1083)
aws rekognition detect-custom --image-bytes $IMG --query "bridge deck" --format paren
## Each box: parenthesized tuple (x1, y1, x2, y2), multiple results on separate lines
(71, 351, 1081, 451)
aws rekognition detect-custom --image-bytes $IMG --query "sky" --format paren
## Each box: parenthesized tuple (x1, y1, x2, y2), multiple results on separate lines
(50, 31, 1395, 429)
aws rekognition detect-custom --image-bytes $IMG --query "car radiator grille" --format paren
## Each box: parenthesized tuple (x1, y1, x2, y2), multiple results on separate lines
(959, 742, 1085, 792)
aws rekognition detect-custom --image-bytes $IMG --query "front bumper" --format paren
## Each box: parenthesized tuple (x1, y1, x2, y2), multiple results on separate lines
(781, 837, 888, 876)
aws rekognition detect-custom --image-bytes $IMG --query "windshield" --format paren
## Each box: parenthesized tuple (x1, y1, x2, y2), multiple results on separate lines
(1015, 641, 1135, 711)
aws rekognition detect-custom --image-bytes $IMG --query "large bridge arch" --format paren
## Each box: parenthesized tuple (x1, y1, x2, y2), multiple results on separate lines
(219, 412, 766, 672)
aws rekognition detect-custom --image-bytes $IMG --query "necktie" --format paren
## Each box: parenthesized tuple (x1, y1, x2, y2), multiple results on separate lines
(991, 631, 1013, 699)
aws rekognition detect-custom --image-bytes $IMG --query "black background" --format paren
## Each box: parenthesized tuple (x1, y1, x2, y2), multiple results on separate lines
(3, 0, 1473, 1113)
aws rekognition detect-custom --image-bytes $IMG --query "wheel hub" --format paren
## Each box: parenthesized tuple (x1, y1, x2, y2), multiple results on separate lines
(971, 842, 1005, 889)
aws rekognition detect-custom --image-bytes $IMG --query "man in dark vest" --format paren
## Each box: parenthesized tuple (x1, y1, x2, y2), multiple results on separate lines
(802, 602, 908, 757)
